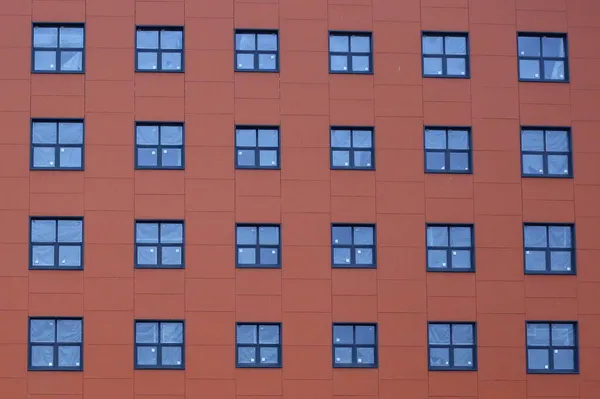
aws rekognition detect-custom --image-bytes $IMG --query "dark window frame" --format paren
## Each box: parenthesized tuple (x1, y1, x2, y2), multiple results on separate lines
(517, 32, 569, 83)
(234, 29, 280, 73)
(235, 224, 282, 269)
(422, 31, 470, 79)
(523, 223, 576, 275)
(428, 321, 478, 371)
(330, 126, 375, 170)
(28, 317, 83, 371)
(134, 220, 185, 269)
(234, 125, 281, 170)
(134, 121, 185, 170)
(235, 322, 282, 368)
(424, 126, 472, 174)
(328, 31, 374, 75)
(29, 216, 84, 271)
(134, 319, 185, 370)
(426, 224, 475, 273)
(331, 224, 377, 269)
(30, 118, 85, 171)
(31, 22, 85, 74)
(526, 321, 579, 374)
(135, 25, 185, 73)
(332, 323, 378, 368)
(520, 126, 573, 178)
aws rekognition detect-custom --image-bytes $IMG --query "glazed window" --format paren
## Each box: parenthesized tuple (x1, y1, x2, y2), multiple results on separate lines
(518, 34, 568, 82)
(524, 224, 574, 274)
(521, 128, 572, 177)
(236, 225, 281, 268)
(527, 322, 577, 373)
(31, 120, 84, 170)
(426, 225, 474, 271)
(136, 27, 184, 72)
(30, 218, 83, 270)
(428, 323, 476, 370)
(135, 221, 184, 269)
(330, 127, 374, 170)
(235, 30, 279, 72)
(32, 24, 84, 73)
(424, 127, 471, 173)
(29, 318, 82, 370)
(329, 32, 372, 73)
(135, 123, 184, 169)
(422, 33, 469, 77)
(333, 324, 377, 368)
(135, 321, 184, 369)
(236, 323, 281, 367)
(332, 225, 376, 268)
(235, 127, 280, 169)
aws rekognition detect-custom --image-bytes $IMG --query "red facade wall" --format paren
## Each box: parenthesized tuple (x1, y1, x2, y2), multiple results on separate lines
(0, 0, 600, 398)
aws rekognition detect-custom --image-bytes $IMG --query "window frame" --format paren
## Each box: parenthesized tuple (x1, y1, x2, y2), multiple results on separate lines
(421, 31, 470, 79)
(423, 126, 472, 174)
(427, 321, 478, 371)
(28, 317, 83, 371)
(31, 22, 86, 74)
(135, 26, 185, 73)
(517, 32, 569, 83)
(520, 126, 573, 178)
(134, 319, 185, 370)
(331, 224, 377, 269)
(234, 29, 280, 73)
(526, 321, 579, 374)
(235, 224, 282, 269)
(426, 224, 475, 273)
(332, 323, 378, 368)
(235, 322, 282, 368)
(330, 126, 376, 170)
(29, 216, 84, 271)
(134, 220, 185, 269)
(328, 31, 374, 75)
(234, 125, 281, 170)
(30, 118, 85, 171)
(522, 223, 576, 275)
(134, 121, 185, 170)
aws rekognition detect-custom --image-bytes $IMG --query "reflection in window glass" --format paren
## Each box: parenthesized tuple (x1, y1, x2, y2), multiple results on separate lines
(235, 127, 280, 169)
(33, 24, 84, 72)
(426, 225, 474, 271)
(236, 225, 281, 267)
(422, 33, 469, 77)
(135, 321, 184, 369)
(32, 120, 84, 170)
(329, 32, 372, 73)
(523, 224, 574, 274)
(428, 323, 476, 370)
(527, 322, 577, 373)
(332, 225, 376, 267)
(331, 128, 374, 169)
(425, 128, 471, 173)
(29, 318, 83, 370)
(236, 324, 281, 367)
(333, 324, 377, 367)
(135, 221, 184, 268)
(235, 31, 279, 71)
(521, 128, 571, 177)
(30, 218, 83, 269)
(135, 123, 184, 169)
(518, 34, 568, 81)
(136, 28, 184, 71)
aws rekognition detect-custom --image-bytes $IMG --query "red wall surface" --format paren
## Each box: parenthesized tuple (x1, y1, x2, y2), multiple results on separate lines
(1, 0, 600, 398)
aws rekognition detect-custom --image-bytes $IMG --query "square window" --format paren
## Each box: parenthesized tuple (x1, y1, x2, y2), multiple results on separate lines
(332, 225, 376, 268)
(521, 128, 572, 177)
(30, 218, 83, 270)
(31, 120, 84, 170)
(235, 30, 279, 72)
(527, 322, 577, 373)
(236, 225, 281, 268)
(422, 33, 469, 78)
(29, 318, 83, 370)
(331, 127, 374, 170)
(135, 221, 184, 268)
(236, 323, 281, 367)
(135, 321, 184, 369)
(523, 224, 575, 274)
(518, 34, 568, 82)
(235, 127, 280, 169)
(329, 32, 372, 74)
(136, 27, 184, 72)
(426, 225, 474, 272)
(428, 322, 477, 370)
(135, 123, 184, 169)
(425, 127, 471, 173)
(33, 24, 84, 73)
(333, 324, 377, 368)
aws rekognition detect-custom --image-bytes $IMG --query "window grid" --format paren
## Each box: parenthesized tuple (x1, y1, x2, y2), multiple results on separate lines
(235, 126, 280, 169)
(329, 32, 373, 74)
(332, 323, 378, 368)
(30, 218, 83, 270)
(234, 30, 279, 72)
(135, 27, 184, 72)
(523, 224, 575, 275)
(31, 119, 84, 170)
(236, 323, 282, 368)
(331, 224, 376, 268)
(236, 225, 281, 268)
(428, 322, 477, 371)
(426, 224, 474, 272)
(526, 322, 578, 374)
(518, 33, 568, 82)
(521, 128, 572, 178)
(135, 221, 184, 269)
(330, 127, 374, 170)
(424, 127, 472, 174)
(135, 123, 184, 169)
(134, 321, 185, 370)
(28, 317, 83, 371)
(32, 23, 85, 73)
(422, 32, 469, 78)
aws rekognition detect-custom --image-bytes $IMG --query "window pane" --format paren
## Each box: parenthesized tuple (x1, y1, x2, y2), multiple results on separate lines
(34, 51, 57, 71)
(259, 325, 280, 344)
(161, 323, 184, 344)
(447, 58, 467, 76)
(59, 147, 82, 168)
(448, 130, 468, 149)
(257, 34, 277, 51)
(161, 148, 182, 167)
(258, 53, 277, 70)
(518, 36, 541, 56)
(449, 152, 469, 171)
(162, 246, 182, 265)
(237, 149, 256, 166)
(521, 130, 544, 151)
(544, 60, 565, 80)
(58, 246, 81, 267)
(236, 33, 256, 50)
(333, 247, 351, 265)
(330, 35, 349, 52)
(355, 247, 374, 264)
(522, 154, 544, 175)
(528, 349, 549, 370)
(137, 346, 158, 365)
(427, 249, 447, 268)
(550, 251, 572, 272)
(333, 325, 354, 344)
(332, 226, 352, 245)
(32, 346, 54, 367)
(33, 147, 56, 168)
(452, 324, 473, 344)
(58, 346, 81, 367)
(60, 51, 82, 71)
(451, 250, 471, 269)
(33, 123, 57, 144)
(137, 30, 159, 49)
(423, 57, 443, 75)
(30, 320, 55, 343)
(429, 324, 450, 344)
(334, 347, 352, 364)
(58, 123, 83, 144)
(426, 152, 446, 171)
(355, 326, 376, 344)
(34, 27, 58, 48)
(454, 348, 473, 367)
(258, 226, 279, 245)
(32, 220, 56, 242)
(525, 250, 546, 271)
(258, 129, 278, 147)
(161, 30, 183, 50)
(137, 148, 158, 166)
(445, 36, 467, 55)
(330, 55, 348, 71)
(57, 220, 82, 243)
(519, 59, 541, 80)
(527, 323, 550, 346)
(422, 36, 443, 55)
(137, 223, 159, 244)
(238, 347, 256, 364)
(350, 36, 370, 52)
(542, 37, 565, 57)
(136, 322, 159, 343)
(552, 324, 575, 346)
(354, 226, 374, 245)
(32, 246, 55, 267)
(161, 223, 183, 244)
(545, 130, 569, 151)
(236, 129, 256, 147)
(450, 227, 471, 247)
(351, 55, 370, 72)
(259, 150, 278, 167)
(331, 130, 351, 147)
(137, 126, 159, 145)
(162, 346, 182, 366)
(235, 53, 253, 69)
(430, 347, 450, 367)
(524, 226, 547, 248)
(332, 150, 350, 167)
(353, 130, 372, 148)
(137, 52, 158, 70)
(59, 27, 84, 48)
(260, 347, 278, 364)
(237, 325, 257, 344)
(549, 226, 571, 248)
(137, 246, 157, 265)
(427, 226, 448, 247)
(259, 247, 278, 265)
(237, 248, 256, 264)
(162, 52, 182, 70)
(354, 151, 372, 168)
(357, 347, 375, 365)
(547, 155, 569, 175)
(554, 349, 574, 370)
